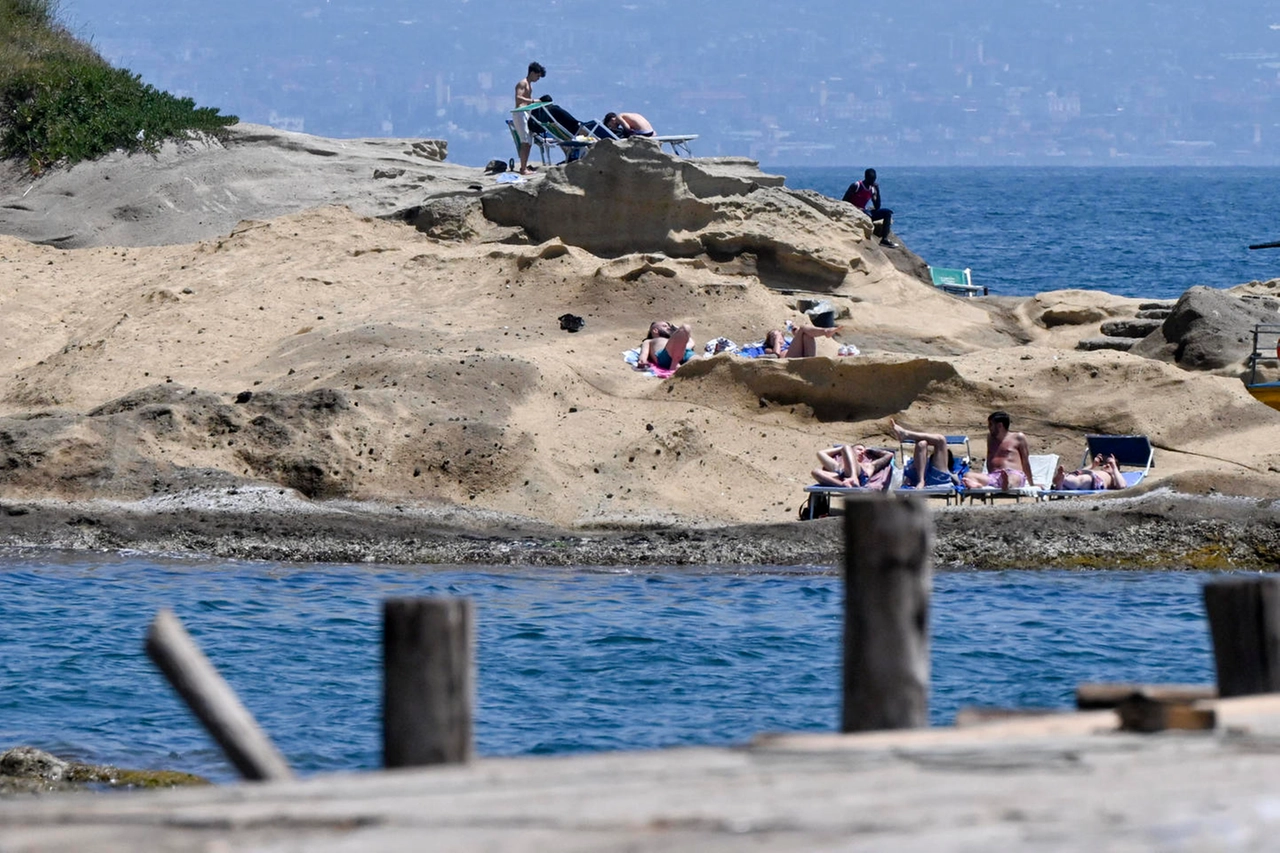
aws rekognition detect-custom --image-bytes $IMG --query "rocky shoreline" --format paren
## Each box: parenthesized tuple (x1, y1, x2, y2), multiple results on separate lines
(2, 130, 1280, 569)
(0, 747, 207, 796)
(3, 489, 1277, 571)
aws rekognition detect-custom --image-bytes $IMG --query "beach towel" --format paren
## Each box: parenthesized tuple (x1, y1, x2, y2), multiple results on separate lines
(738, 336, 791, 358)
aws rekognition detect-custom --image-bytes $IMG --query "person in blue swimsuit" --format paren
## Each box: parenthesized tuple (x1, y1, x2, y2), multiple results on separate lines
(639, 321, 695, 370)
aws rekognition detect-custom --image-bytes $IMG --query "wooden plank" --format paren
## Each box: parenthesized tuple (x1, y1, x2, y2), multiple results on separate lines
(953, 707, 1061, 727)
(11, 699, 1280, 851)
(383, 597, 474, 767)
(1075, 682, 1216, 710)
(841, 495, 931, 732)
(1115, 696, 1216, 733)
(144, 609, 294, 782)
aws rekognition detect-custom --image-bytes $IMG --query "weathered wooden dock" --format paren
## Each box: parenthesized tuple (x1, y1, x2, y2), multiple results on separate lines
(3, 696, 1280, 851)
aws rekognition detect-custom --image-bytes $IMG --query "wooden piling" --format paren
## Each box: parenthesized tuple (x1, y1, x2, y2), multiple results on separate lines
(383, 597, 475, 768)
(145, 608, 294, 782)
(841, 495, 932, 732)
(1203, 577, 1280, 697)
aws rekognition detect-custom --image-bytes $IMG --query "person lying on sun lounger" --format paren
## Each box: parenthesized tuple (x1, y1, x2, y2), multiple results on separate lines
(604, 111, 655, 138)
(638, 320, 695, 370)
(1052, 453, 1126, 490)
(889, 419, 963, 488)
(763, 324, 842, 358)
(812, 444, 894, 490)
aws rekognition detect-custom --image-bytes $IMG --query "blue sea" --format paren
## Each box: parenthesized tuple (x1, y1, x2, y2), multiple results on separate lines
(0, 551, 1219, 783)
(780, 167, 1280, 300)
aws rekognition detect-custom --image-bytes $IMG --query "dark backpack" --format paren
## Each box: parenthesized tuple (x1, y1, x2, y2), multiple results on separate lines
(483, 159, 508, 174)
(799, 492, 830, 520)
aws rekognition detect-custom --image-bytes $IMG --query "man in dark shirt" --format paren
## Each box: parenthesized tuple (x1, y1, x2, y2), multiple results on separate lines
(842, 168, 897, 248)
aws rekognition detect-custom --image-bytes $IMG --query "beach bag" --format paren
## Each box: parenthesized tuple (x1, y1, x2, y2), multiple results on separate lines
(799, 492, 830, 520)
(484, 159, 509, 174)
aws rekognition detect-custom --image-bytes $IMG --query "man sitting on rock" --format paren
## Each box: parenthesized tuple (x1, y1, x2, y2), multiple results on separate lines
(1052, 453, 1127, 491)
(842, 167, 897, 248)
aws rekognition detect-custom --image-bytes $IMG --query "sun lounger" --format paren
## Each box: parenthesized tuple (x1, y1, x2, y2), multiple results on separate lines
(506, 116, 551, 167)
(801, 453, 899, 519)
(511, 101, 592, 164)
(929, 266, 988, 297)
(895, 435, 971, 504)
(1038, 434, 1154, 500)
(654, 135, 698, 157)
(961, 454, 1059, 504)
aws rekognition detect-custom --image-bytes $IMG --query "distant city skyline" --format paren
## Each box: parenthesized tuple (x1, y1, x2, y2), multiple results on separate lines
(59, 0, 1280, 167)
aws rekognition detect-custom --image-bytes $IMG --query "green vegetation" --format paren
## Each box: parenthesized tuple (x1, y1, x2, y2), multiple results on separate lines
(0, 0, 236, 173)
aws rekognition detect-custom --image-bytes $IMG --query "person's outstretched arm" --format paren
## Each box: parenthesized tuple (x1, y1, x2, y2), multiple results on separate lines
(638, 339, 656, 367)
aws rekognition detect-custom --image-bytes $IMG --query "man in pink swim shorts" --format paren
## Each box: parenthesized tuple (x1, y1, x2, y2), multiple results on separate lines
(961, 411, 1036, 490)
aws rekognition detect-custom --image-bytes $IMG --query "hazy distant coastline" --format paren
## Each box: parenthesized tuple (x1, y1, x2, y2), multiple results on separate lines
(58, 0, 1280, 167)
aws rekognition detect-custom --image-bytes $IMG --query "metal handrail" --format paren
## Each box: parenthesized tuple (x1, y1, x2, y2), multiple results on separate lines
(1247, 323, 1280, 386)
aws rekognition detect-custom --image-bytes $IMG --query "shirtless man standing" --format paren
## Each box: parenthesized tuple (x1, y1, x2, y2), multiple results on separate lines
(962, 411, 1036, 490)
(513, 61, 546, 175)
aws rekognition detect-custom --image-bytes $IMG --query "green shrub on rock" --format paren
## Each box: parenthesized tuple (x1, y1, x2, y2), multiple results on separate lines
(0, 0, 237, 173)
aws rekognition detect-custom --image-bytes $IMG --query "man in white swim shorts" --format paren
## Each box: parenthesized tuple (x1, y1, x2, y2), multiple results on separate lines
(513, 61, 546, 175)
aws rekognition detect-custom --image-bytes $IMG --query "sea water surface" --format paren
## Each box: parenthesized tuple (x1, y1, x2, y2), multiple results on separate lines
(780, 166, 1280, 300)
(0, 551, 1218, 782)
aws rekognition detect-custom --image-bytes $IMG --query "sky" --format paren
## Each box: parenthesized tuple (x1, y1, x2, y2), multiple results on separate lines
(56, 0, 1280, 167)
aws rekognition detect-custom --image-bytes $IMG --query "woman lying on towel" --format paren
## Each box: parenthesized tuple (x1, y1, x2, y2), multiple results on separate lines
(763, 324, 842, 358)
(812, 444, 894, 491)
(1052, 453, 1126, 490)
(639, 321, 696, 371)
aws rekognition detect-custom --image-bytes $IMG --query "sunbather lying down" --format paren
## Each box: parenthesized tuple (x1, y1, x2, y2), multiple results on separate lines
(764, 324, 841, 358)
(638, 320, 695, 370)
(890, 419, 962, 489)
(812, 443, 893, 490)
(1053, 453, 1126, 490)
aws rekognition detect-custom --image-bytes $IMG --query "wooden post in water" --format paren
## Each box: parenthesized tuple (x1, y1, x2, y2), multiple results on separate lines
(1203, 577, 1280, 697)
(841, 495, 932, 732)
(145, 608, 294, 782)
(383, 597, 475, 768)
